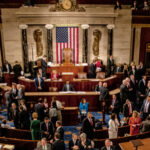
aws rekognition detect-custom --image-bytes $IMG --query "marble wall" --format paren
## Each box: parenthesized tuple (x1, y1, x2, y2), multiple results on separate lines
(1, 5, 132, 69)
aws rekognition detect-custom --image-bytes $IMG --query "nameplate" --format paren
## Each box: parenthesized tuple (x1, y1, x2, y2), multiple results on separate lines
(62, 72, 74, 75)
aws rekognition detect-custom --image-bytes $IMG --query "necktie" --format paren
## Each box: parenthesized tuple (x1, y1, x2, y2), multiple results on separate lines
(144, 101, 148, 113)
(90, 119, 93, 126)
(38, 78, 41, 87)
(46, 123, 48, 131)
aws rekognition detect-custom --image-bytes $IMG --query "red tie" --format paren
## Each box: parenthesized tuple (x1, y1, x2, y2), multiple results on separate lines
(46, 123, 48, 131)
(90, 119, 93, 126)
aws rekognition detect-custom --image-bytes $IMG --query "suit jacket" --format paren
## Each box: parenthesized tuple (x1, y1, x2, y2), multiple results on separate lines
(40, 121, 54, 139)
(10, 88, 18, 101)
(36, 143, 52, 150)
(78, 139, 92, 150)
(13, 64, 22, 77)
(101, 145, 115, 150)
(79, 102, 88, 115)
(99, 87, 109, 101)
(35, 77, 44, 91)
(111, 99, 120, 114)
(138, 79, 147, 95)
(120, 84, 129, 104)
(62, 84, 75, 91)
(3, 63, 12, 72)
(56, 127, 64, 140)
(140, 120, 150, 133)
(41, 59, 47, 78)
(35, 103, 45, 121)
(69, 139, 79, 150)
(89, 63, 96, 78)
(95, 85, 102, 92)
(123, 103, 133, 118)
(9, 108, 19, 128)
(115, 66, 122, 73)
(140, 99, 150, 114)
(82, 117, 95, 139)
(107, 58, 115, 76)
(52, 139, 65, 150)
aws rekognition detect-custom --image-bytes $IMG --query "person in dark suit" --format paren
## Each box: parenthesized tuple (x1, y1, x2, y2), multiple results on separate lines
(2, 60, 12, 73)
(35, 98, 45, 122)
(78, 133, 93, 150)
(129, 75, 137, 103)
(140, 115, 150, 133)
(16, 84, 24, 101)
(88, 59, 96, 78)
(101, 139, 115, 150)
(82, 112, 95, 140)
(109, 94, 120, 121)
(120, 80, 129, 108)
(123, 99, 133, 119)
(69, 133, 79, 150)
(129, 65, 138, 80)
(95, 81, 103, 92)
(41, 55, 47, 78)
(146, 81, 150, 97)
(140, 96, 150, 120)
(36, 138, 52, 150)
(138, 75, 147, 96)
(55, 121, 64, 140)
(52, 132, 65, 150)
(9, 83, 18, 106)
(137, 62, 146, 81)
(62, 81, 75, 91)
(13, 61, 22, 83)
(9, 103, 19, 128)
(99, 82, 109, 101)
(107, 55, 115, 77)
(18, 106, 30, 129)
(35, 73, 44, 92)
(40, 117, 54, 140)
(114, 63, 122, 73)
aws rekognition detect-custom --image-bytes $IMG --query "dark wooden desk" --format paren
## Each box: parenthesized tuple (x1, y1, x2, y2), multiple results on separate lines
(3, 73, 14, 86)
(62, 107, 79, 126)
(119, 138, 150, 150)
(19, 75, 118, 92)
(25, 92, 100, 111)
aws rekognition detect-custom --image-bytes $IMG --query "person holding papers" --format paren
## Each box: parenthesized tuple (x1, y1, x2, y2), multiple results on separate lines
(79, 98, 88, 121)
(62, 81, 75, 91)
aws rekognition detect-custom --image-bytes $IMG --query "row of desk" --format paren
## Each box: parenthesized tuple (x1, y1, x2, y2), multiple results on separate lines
(19, 74, 123, 92)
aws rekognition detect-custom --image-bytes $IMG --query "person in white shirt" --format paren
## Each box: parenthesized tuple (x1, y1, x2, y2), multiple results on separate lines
(108, 113, 119, 139)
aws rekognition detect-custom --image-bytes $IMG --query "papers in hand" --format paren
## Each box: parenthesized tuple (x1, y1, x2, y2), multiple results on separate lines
(3, 144, 15, 150)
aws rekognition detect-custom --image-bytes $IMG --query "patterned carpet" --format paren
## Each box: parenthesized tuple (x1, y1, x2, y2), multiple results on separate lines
(0, 106, 123, 149)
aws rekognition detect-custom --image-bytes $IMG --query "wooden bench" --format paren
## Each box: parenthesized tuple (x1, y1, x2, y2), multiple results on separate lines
(94, 131, 150, 149)
(109, 88, 120, 96)
(94, 125, 130, 139)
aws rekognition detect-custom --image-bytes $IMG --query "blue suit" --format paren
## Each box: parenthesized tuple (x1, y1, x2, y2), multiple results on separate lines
(79, 102, 88, 115)
(34, 77, 44, 91)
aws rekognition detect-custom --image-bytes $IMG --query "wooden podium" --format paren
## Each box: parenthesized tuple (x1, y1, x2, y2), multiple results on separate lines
(63, 48, 73, 66)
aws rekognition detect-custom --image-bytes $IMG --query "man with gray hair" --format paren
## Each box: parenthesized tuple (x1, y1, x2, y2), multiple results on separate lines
(101, 139, 115, 150)
(78, 133, 93, 150)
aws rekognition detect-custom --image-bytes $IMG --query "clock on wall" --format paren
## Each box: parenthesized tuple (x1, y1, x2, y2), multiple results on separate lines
(62, 0, 72, 10)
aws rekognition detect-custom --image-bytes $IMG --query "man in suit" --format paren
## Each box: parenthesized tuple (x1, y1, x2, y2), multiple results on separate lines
(62, 81, 75, 91)
(35, 73, 44, 92)
(140, 115, 150, 133)
(41, 117, 54, 140)
(9, 83, 18, 106)
(114, 63, 122, 73)
(2, 60, 12, 73)
(9, 103, 19, 128)
(36, 137, 52, 150)
(41, 55, 47, 78)
(110, 94, 120, 121)
(107, 55, 115, 77)
(52, 132, 65, 150)
(123, 99, 133, 119)
(35, 98, 45, 122)
(69, 133, 79, 150)
(13, 61, 22, 83)
(146, 81, 150, 97)
(95, 81, 103, 92)
(82, 112, 95, 140)
(120, 79, 129, 109)
(137, 62, 146, 80)
(140, 96, 150, 120)
(16, 84, 24, 101)
(99, 82, 109, 101)
(88, 59, 96, 78)
(55, 121, 64, 140)
(138, 75, 147, 97)
(101, 139, 115, 150)
(78, 133, 93, 150)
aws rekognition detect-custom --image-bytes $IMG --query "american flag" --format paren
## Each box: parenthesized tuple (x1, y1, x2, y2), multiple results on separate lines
(56, 27, 79, 64)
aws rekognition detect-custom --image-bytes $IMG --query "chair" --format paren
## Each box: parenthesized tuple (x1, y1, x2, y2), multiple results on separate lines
(49, 87, 58, 92)
(78, 72, 87, 79)
(96, 72, 105, 79)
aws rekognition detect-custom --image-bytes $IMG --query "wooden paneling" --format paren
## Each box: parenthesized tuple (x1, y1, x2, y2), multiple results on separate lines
(139, 28, 150, 63)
